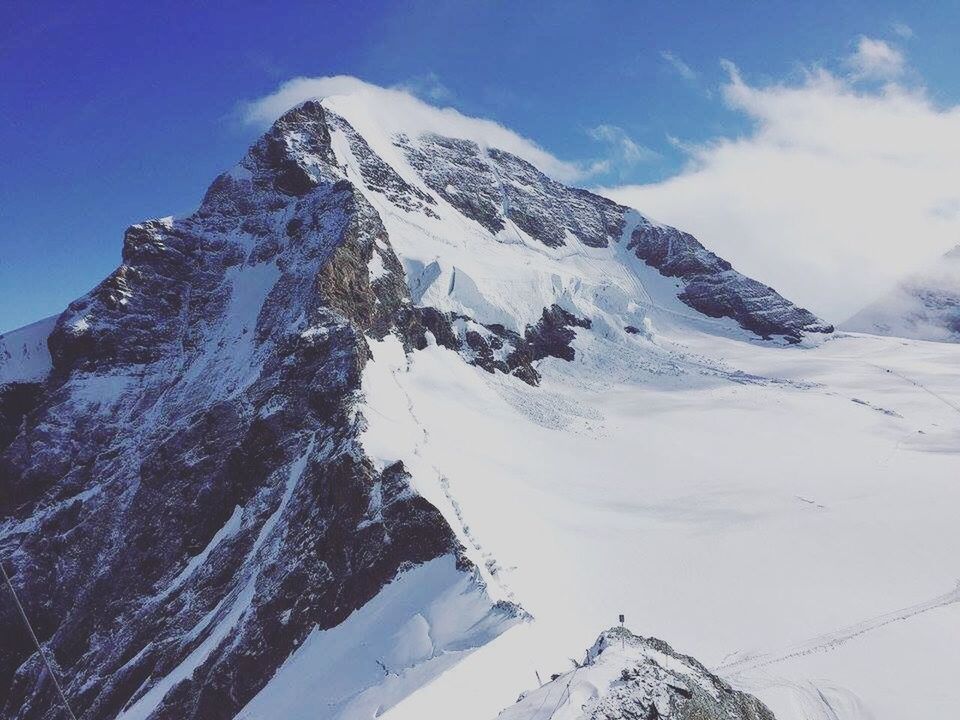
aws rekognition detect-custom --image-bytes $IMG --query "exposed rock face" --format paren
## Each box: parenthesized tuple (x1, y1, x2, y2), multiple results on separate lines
(401, 135, 627, 249)
(402, 134, 508, 235)
(486, 149, 626, 249)
(498, 628, 776, 720)
(629, 222, 833, 341)
(329, 115, 439, 217)
(0, 383, 43, 451)
(844, 245, 960, 342)
(455, 305, 592, 385)
(380, 302, 591, 386)
(0, 101, 513, 720)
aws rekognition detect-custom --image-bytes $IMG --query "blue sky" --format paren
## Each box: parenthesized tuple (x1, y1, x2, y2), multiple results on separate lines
(2, 1, 959, 332)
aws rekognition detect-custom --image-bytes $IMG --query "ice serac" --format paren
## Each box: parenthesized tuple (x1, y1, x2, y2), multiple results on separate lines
(844, 245, 960, 342)
(498, 628, 776, 720)
(0, 100, 517, 720)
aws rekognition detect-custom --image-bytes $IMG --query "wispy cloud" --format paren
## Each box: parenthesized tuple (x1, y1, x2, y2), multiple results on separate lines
(243, 75, 667, 185)
(845, 36, 905, 81)
(599, 40, 960, 321)
(660, 50, 712, 98)
(891, 21, 914, 39)
(587, 124, 660, 178)
(394, 72, 453, 102)
(660, 50, 697, 81)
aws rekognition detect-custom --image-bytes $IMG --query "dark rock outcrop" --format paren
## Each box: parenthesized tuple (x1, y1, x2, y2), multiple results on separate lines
(402, 134, 507, 235)
(629, 222, 833, 341)
(486, 149, 626, 249)
(451, 305, 592, 385)
(400, 135, 627, 249)
(331, 115, 438, 217)
(499, 627, 776, 720)
(0, 383, 43, 452)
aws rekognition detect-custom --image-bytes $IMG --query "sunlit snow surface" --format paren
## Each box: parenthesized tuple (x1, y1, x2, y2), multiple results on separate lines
(359, 327, 960, 720)
(238, 555, 517, 720)
(0, 314, 55, 383)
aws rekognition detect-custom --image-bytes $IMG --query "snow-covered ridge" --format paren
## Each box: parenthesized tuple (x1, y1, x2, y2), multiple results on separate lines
(238, 556, 518, 720)
(498, 627, 774, 720)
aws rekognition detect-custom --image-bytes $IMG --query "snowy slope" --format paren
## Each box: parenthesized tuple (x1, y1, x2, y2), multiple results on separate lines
(845, 245, 960, 342)
(368, 325, 960, 720)
(239, 557, 516, 720)
(0, 315, 55, 384)
(316, 89, 955, 720)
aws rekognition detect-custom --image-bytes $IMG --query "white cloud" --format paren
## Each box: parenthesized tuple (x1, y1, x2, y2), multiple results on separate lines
(243, 75, 583, 182)
(891, 22, 914, 39)
(660, 51, 712, 98)
(599, 50, 960, 322)
(395, 72, 453, 102)
(661, 51, 697, 81)
(845, 36, 905, 81)
(587, 124, 659, 177)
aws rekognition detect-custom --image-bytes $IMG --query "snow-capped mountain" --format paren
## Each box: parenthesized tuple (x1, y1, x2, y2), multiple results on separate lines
(2, 87, 959, 720)
(844, 245, 960, 342)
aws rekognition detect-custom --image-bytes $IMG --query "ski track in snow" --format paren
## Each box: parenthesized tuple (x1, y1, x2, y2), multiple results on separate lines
(866, 362, 960, 417)
(719, 579, 960, 674)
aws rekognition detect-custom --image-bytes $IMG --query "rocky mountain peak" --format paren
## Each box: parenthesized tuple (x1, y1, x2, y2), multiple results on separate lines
(498, 627, 775, 720)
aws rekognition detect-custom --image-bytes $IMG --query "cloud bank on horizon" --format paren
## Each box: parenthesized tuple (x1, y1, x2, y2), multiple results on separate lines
(601, 36, 960, 322)
(244, 36, 960, 323)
